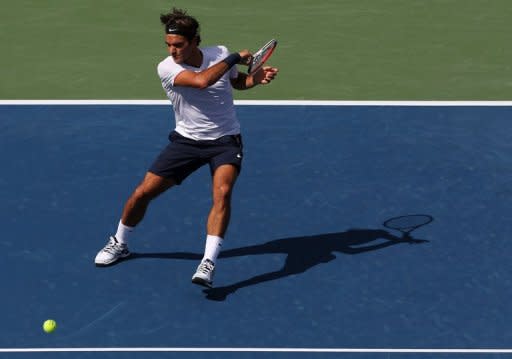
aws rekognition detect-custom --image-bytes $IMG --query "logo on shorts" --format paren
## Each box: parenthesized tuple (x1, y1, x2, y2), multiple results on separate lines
(236, 153, 242, 159)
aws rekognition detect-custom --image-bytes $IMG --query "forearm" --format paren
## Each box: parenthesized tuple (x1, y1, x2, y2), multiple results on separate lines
(177, 53, 242, 89)
(198, 62, 234, 88)
(198, 53, 242, 88)
(231, 72, 257, 91)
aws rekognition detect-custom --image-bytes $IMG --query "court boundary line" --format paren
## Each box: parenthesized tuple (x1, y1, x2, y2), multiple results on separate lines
(1, 347, 512, 353)
(1, 100, 512, 106)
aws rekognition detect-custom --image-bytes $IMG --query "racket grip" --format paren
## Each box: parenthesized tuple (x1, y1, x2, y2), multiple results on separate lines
(244, 55, 253, 66)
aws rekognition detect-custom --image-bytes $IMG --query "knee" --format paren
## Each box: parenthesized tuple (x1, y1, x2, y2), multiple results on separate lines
(213, 183, 233, 205)
(128, 173, 173, 205)
(131, 184, 154, 203)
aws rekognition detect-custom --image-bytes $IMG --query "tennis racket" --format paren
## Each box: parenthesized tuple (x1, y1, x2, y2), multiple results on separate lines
(247, 39, 278, 74)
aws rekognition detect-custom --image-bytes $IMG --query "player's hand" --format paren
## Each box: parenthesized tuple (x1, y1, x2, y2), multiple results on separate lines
(253, 66, 278, 85)
(238, 50, 253, 66)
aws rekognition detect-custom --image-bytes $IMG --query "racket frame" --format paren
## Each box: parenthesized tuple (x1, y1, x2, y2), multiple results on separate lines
(248, 39, 277, 74)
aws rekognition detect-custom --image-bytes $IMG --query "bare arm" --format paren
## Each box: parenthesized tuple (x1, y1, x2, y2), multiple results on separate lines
(174, 50, 252, 89)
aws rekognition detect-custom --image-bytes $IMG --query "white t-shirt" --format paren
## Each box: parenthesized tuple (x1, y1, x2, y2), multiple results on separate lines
(157, 46, 240, 140)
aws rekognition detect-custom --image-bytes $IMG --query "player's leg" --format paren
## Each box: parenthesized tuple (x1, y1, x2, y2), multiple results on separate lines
(191, 133, 243, 287)
(121, 172, 176, 227)
(95, 172, 176, 266)
(207, 163, 239, 238)
(192, 163, 240, 287)
(203, 134, 243, 242)
(95, 133, 205, 267)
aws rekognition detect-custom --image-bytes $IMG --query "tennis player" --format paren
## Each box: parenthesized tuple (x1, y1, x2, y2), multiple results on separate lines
(94, 8, 278, 288)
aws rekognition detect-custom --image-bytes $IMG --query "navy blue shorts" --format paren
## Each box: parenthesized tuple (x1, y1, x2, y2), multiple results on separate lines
(148, 131, 243, 184)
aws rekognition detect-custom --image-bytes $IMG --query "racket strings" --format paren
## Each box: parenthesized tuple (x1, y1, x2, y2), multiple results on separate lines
(383, 215, 433, 231)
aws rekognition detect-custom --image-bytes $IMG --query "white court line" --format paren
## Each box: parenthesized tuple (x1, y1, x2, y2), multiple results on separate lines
(1, 347, 512, 353)
(1, 100, 512, 106)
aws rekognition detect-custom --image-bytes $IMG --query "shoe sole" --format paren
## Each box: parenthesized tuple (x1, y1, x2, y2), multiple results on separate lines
(192, 276, 213, 288)
(95, 252, 131, 267)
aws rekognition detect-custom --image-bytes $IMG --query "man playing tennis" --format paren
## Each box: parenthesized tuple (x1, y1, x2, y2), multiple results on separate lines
(94, 8, 278, 288)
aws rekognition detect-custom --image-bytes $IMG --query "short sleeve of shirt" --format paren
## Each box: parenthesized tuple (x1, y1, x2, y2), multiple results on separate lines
(157, 60, 186, 89)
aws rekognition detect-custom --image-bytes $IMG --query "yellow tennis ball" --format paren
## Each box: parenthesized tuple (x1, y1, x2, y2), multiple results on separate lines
(43, 319, 57, 333)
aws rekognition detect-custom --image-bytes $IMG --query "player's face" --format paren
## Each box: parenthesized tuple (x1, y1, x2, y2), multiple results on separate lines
(165, 34, 195, 64)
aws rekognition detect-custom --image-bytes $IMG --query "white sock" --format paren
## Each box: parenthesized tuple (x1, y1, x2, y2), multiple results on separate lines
(203, 235, 223, 264)
(114, 220, 134, 244)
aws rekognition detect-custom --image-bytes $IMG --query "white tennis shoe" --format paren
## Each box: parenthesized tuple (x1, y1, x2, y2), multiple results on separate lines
(192, 259, 215, 288)
(95, 236, 130, 266)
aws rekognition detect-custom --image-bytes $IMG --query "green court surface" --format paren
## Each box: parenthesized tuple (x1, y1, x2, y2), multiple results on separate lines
(1, 0, 511, 100)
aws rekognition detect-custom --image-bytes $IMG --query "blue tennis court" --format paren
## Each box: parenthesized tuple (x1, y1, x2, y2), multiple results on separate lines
(1, 103, 512, 358)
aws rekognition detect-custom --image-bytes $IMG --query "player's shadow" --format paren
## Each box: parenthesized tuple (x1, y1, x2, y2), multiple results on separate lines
(205, 229, 427, 301)
(130, 225, 429, 302)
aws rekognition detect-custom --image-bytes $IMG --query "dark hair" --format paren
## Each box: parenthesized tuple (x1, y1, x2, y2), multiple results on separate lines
(160, 7, 201, 45)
